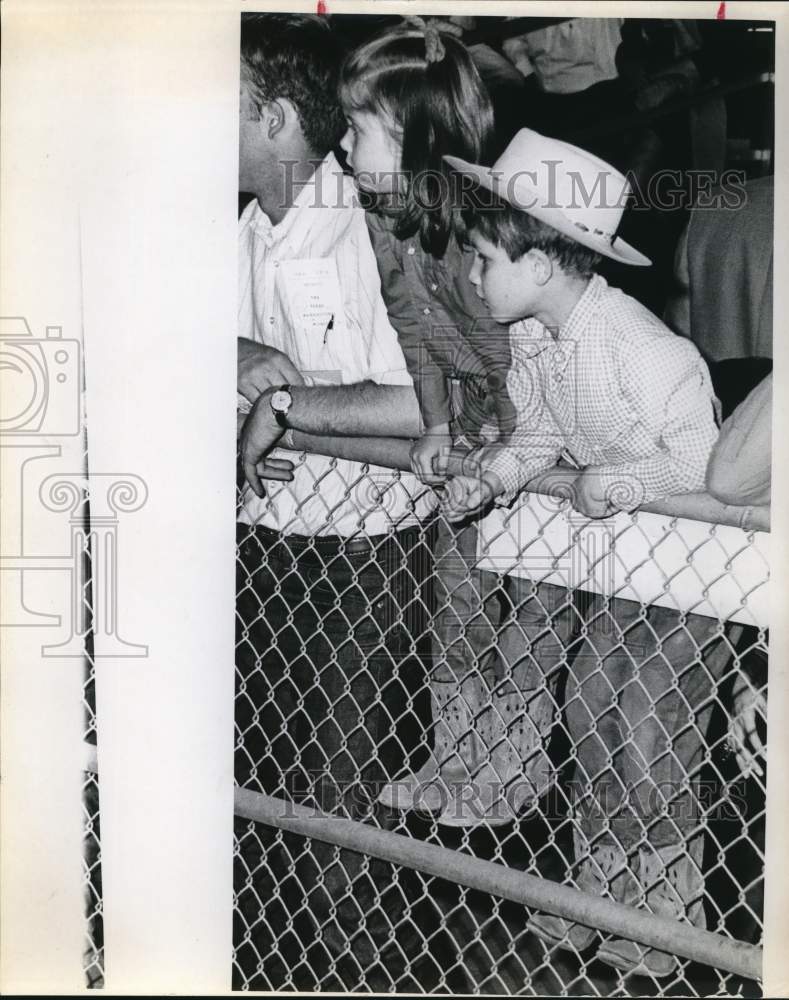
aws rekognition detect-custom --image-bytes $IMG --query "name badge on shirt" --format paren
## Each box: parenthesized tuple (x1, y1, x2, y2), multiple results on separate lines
(279, 258, 343, 342)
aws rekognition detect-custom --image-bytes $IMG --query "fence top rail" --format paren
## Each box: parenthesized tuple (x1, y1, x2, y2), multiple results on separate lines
(291, 438, 769, 533)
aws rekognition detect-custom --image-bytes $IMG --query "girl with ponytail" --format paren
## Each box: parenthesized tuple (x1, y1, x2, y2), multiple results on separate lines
(338, 21, 558, 827)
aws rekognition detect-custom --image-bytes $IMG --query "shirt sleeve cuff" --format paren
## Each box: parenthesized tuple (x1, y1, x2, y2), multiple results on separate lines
(485, 446, 531, 507)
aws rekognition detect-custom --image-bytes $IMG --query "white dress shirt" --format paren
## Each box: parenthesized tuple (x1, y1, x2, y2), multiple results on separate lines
(237, 153, 434, 537)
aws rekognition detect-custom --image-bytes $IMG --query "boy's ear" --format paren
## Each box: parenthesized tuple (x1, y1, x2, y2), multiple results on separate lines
(527, 248, 553, 286)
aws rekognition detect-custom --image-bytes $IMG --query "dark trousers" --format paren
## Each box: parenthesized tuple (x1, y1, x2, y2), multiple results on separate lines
(234, 521, 433, 991)
(525, 584, 732, 853)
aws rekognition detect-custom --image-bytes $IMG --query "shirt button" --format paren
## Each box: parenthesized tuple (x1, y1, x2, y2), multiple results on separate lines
(430, 283, 438, 292)
(407, 246, 416, 256)
(423, 307, 431, 315)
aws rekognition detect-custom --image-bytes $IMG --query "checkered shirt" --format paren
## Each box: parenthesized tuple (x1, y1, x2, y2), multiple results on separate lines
(486, 275, 720, 509)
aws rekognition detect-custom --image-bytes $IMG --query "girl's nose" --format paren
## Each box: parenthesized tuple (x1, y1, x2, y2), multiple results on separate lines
(469, 255, 482, 287)
(339, 128, 353, 156)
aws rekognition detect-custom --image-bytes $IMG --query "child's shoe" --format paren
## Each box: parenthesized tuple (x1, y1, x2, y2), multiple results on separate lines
(377, 680, 476, 814)
(528, 837, 639, 954)
(596, 842, 705, 978)
(430, 676, 555, 827)
(435, 682, 555, 827)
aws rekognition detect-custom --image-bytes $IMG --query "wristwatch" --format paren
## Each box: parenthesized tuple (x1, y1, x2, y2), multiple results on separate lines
(269, 384, 293, 428)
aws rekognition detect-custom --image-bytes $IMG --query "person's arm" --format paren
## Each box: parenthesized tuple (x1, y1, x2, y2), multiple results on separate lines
(592, 337, 719, 509)
(365, 211, 451, 429)
(239, 382, 421, 497)
(478, 356, 565, 506)
(706, 373, 772, 507)
(283, 429, 414, 472)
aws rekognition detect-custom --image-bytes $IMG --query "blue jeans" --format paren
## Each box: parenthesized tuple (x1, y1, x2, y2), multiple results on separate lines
(432, 516, 569, 737)
(567, 594, 732, 852)
(234, 521, 433, 990)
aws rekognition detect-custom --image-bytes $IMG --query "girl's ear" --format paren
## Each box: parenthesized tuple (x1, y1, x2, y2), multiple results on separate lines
(527, 248, 553, 286)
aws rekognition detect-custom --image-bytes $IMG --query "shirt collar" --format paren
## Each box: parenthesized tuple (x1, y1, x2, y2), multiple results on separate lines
(558, 273, 607, 343)
(249, 151, 342, 247)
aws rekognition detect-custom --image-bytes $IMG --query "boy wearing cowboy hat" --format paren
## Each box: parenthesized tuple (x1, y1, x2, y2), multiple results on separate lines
(441, 130, 730, 977)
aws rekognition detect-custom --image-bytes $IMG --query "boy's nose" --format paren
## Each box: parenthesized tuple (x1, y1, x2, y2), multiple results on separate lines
(339, 128, 352, 156)
(469, 256, 482, 288)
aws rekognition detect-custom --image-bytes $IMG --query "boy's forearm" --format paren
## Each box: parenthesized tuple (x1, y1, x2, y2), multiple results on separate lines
(592, 454, 703, 509)
(484, 440, 560, 505)
(286, 430, 415, 472)
(287, 383, 422, 437)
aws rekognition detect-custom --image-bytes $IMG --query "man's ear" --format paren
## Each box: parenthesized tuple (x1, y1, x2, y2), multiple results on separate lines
(527, 248, 553, 286)
(262, 99, 286, 140)
(262, 98, 300, 141)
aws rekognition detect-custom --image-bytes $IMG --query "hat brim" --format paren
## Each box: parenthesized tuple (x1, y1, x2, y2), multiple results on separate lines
(445, 154, 652, 268)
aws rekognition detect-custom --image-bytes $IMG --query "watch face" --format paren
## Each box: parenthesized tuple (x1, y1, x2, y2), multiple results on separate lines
(270, 389, 291, 412)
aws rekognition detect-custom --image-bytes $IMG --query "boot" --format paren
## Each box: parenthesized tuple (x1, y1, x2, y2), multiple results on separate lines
(436, 679, 555, 828)
(377, 679, 473, 813)
(528, 831, 639, 953)
(597, 841, 705, 978)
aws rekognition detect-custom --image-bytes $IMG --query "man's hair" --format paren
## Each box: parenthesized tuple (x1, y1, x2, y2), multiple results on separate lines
(240, 13, 347, 157)
(339, 26, 494, 258)
(464, 196, 603, 278)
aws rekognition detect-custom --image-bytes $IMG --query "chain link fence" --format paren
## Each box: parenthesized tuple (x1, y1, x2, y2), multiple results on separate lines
(233, 457, 767, 995)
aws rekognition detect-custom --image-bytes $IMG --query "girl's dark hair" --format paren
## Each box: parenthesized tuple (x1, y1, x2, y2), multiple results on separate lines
(464, 197, 603, 278)
(241, 13, 347, 157)
(340, 27, 495, 257)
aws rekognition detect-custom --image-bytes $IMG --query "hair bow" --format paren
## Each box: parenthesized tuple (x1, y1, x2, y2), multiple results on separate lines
(403, 14, 447, 64)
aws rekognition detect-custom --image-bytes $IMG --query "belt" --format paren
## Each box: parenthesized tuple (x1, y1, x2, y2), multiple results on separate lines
(241, 521, 426, 557)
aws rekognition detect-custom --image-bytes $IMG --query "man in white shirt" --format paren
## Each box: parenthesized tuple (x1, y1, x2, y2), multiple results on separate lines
(235, 15, 435, 992)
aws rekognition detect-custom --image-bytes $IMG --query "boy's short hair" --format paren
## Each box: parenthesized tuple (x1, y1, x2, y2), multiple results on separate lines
(241, 13, 347, 158)
(464, 196, 603, 278)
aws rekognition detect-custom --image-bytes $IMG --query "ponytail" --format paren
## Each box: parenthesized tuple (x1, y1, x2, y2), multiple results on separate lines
(339, 25, 494, 257)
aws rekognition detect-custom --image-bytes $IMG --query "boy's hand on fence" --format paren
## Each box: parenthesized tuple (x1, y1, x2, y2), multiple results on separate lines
(240, 387, 285, 498)
(238, 339, 304, 405)
(573, 467, 616, 519)
(729, 672, 767, 779)
(410, 423, 453, 485)
(441, 470, 503, 522)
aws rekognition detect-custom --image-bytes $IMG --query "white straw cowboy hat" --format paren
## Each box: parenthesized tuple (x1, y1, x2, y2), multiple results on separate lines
(445, 128, 651, 267)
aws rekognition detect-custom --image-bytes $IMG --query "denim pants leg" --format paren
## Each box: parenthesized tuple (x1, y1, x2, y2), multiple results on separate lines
(485, 578, 581, 793)
(234, 523, 432, 990)
(566, 595, 732, 855)
(432, 516, 501, 687)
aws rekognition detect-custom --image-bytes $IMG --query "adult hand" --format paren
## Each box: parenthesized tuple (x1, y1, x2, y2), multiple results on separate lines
(237, 338, 304, 405)
(254, 457, 295, 482)
(240, 387, 286, 498)
(728, 672, 767, 779)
